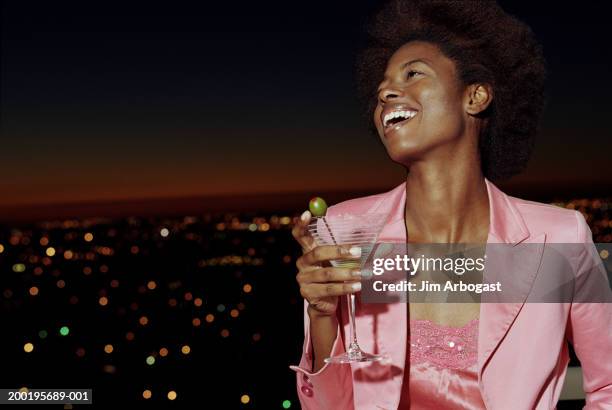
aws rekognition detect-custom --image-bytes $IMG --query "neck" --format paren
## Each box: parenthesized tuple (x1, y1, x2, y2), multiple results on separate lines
(403, 161, 490, 243)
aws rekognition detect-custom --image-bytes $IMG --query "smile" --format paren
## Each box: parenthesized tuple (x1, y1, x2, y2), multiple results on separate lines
(382, 109, 418, 135)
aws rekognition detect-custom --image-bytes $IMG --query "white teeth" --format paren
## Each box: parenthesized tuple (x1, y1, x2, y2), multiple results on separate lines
(383, 110, 417, 127)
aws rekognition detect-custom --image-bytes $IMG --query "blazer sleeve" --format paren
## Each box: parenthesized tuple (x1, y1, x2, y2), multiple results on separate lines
(567, 211, 612, 409)
(289, 299, 354, 410)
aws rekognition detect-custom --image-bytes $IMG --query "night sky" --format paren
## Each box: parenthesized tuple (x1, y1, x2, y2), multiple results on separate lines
(1, 0, 611, 207)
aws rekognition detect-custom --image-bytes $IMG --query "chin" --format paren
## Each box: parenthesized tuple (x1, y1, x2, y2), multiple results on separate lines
(387, 154, 418, 168)
(384, 146, 424, 167)
(380, 134, 427, 165)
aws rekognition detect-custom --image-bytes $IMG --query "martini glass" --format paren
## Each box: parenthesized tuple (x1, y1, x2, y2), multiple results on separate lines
(307, 213, 388, 364)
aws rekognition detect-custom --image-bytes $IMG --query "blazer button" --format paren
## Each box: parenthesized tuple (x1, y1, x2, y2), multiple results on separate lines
(301, 386, 314, 397)
(302, 374, 313, 388)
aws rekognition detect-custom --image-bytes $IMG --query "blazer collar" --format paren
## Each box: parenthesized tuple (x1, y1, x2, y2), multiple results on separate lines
(372, 177, 531, 245)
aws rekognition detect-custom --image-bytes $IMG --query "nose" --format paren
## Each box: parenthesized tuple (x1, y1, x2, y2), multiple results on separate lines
(378, 86, 403, 104)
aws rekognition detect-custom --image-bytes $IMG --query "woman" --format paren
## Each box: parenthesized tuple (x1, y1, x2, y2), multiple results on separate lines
(290, 1, 612, 409)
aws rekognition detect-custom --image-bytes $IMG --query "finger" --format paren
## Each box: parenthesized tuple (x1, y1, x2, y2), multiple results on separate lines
(291, 210, 315, 251)
(291, 210, 310, 239)
(301, 281, 362, 300)
(296, 244, 361, 270)
(297, 267, 361, 285)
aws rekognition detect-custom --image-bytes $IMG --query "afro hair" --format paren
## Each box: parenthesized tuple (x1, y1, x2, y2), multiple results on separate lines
(353, 0, 547, 181)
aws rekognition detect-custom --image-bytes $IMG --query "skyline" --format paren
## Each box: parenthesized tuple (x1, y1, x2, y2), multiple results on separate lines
(1, 1, 611, 209)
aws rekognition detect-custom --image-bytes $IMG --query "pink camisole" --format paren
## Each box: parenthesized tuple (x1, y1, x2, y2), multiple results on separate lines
(402, 318, 486, 409)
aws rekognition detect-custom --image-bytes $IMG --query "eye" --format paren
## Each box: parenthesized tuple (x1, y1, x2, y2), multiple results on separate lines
(407, 70, 422, 79)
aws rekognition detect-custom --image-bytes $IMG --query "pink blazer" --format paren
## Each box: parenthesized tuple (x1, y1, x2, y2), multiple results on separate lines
(290, 178, 612, 409)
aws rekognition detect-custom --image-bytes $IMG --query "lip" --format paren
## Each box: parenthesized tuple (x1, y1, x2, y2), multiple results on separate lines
(380, 103, 419, 137)
(383, 115, 417, 138)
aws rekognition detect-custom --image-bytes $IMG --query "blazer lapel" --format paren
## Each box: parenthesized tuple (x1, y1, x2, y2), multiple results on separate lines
(477, 179, 547, 388)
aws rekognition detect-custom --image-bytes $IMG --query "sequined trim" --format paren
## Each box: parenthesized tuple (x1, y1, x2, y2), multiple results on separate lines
(409, 318, 478, 370)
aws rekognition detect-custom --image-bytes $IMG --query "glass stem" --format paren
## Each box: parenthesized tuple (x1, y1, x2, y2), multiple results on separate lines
(346, 293, 361, 358)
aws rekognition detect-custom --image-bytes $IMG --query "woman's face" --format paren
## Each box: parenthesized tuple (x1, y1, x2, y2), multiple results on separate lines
(373, 41, 472, 166)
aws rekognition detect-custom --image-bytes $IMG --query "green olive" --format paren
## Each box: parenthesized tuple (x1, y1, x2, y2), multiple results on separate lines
(309, 197, 328, 217)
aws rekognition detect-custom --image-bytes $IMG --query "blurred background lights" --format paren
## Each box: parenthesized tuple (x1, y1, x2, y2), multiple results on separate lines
(46, 247, 56, 257)
(181, 345, 190, 355)
(142, 390, 152, 399)
(160, 228, 169, 237)
(12, 263, 26, 273)
(59, 326, 70, 336)
(167, 391, 177, 400)
(146, 355, 155, 365)
(23, 342, 34, 353)
(241, 394, 250, 404)
(282, 399, 292, 408)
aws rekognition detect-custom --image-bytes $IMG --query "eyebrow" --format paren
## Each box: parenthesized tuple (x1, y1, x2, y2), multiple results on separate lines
(382, 58, 433, 80)
(401, 58, 431, 69)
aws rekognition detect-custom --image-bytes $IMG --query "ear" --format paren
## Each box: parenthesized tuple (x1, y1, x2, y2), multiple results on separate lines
(464, 83, 493, 116)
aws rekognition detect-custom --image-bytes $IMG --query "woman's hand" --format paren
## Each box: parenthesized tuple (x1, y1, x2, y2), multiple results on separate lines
(292, 210, 362, 317)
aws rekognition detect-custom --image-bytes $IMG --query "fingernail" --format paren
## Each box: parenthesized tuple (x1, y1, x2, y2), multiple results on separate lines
(301, 210, 311, 222)
(351, 270, 362, 277)
(349, 246, 361, 257)
(351, 282, 362, 291)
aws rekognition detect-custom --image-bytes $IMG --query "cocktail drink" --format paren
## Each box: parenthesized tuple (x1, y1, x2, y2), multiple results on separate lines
(307, 212, 388, 363)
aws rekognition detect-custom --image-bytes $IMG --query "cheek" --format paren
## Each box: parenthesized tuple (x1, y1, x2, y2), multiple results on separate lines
(420, 86, 465, 136)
